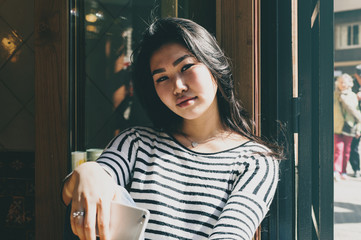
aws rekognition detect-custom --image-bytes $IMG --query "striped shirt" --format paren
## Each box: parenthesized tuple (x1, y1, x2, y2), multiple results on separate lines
(97, 127, 279, 240)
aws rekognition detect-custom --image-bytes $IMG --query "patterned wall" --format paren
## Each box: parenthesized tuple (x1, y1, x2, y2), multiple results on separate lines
(0, 0, 35, 238)
(0, 0, 35, 151)
(0, 152, 35, 239)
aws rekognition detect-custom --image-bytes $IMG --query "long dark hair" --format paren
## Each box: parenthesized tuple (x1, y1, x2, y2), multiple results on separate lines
(132, 17, 283, 159)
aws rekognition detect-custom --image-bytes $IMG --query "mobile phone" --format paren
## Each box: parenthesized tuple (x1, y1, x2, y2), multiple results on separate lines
(97, 201, 150, 240)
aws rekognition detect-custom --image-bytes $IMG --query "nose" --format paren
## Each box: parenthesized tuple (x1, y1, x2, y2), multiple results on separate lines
(173, 76, 188, 95)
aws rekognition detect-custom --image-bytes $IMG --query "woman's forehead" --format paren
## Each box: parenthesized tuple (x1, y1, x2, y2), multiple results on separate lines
(339, 76, 351, 84)
(150, 43, 194, 69)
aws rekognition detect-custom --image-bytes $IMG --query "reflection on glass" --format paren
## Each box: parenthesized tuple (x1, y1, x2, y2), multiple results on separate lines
(1, 35, 17, 56)
(1, 33, 21, 63)
(72, 0, 163, 151)
(70, 8, 78, 16)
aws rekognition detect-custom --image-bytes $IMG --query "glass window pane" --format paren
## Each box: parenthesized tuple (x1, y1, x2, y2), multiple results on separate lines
(339, 25, 348, 48)
(353, 24, 359, 45)
(334, 4, 361, 240)
(178, 0, 216, 35)
(71, 0, 164, 154)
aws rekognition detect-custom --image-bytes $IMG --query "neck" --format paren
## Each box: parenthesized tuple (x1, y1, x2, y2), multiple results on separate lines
(174, 97, 238, 148)
(180, 112, 226, 144)
(173, 113, 247, 151)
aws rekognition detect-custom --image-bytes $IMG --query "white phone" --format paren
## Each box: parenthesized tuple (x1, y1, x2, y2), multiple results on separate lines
(97, 201, 150, 240)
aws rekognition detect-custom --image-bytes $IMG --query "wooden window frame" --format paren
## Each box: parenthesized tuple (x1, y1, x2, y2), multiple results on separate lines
(35, 0, 69, 239)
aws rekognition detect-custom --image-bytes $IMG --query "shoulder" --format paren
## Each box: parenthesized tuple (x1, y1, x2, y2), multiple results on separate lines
(237, 141, 279, 172)
(116, 126, 163, 139)
(105, 126, 171, 149)
(340, 90, 357, 100)
(231, 142, 279, 202)
(240, 141, 274, 157)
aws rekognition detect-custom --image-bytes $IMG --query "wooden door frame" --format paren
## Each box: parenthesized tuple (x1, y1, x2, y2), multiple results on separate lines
(297, 0, 334, 239)
(217, 0, 259, 129)
(217, 1, 261, 238)
(260, 0, 334, 239)
(260, 0, 295, 239)
(35, 0, 69, 239)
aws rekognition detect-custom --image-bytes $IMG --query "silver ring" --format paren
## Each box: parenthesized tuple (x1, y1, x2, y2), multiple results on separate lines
(72, 211, 85, 218)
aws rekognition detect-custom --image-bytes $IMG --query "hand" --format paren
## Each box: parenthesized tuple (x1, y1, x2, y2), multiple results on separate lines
(357, 92, 361, 101)
(63, 162, 124, 240)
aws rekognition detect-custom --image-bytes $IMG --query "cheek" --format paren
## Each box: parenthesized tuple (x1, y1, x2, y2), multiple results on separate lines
(187, 68, 212, 85)
(197, 70, 218, 93)
(154, 84, 171, 105)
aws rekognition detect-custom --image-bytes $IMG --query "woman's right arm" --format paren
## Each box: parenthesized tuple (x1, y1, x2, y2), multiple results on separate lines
(62, 161, 123, 240)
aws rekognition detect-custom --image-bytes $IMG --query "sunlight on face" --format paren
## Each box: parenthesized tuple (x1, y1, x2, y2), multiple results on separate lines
(150, 43, 218, 121)
(336, 74, 353, 91)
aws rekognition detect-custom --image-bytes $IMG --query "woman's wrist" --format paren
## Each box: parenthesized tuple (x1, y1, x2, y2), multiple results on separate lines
(61, 162, 114, 206)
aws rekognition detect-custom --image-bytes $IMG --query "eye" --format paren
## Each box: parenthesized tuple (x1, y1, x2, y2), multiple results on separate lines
(181, 64, 194, 72)
(155, 76, 168, 83)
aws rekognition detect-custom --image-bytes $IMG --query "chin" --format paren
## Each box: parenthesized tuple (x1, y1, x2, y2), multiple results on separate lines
(179, 112, 208, 121)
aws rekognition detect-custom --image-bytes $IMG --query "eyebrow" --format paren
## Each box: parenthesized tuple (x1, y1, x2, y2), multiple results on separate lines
(173, 54, 191, 66)
(151, 54, 192, 76)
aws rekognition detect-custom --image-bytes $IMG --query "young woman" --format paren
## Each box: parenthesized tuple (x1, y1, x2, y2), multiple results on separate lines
(62, 17, 282, 240)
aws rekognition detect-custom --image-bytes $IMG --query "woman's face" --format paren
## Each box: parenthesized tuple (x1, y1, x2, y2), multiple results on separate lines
(150, 43, 218, 121)
(337, 77, 352, 91)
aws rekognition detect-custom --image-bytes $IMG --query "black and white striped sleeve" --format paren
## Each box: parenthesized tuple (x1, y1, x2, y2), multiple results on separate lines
(209, 153, 279, 240)
(96, 128, 140, 187)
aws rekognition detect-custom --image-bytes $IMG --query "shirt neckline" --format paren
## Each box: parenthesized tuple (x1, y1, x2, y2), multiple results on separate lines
(164, 131, 252, 155)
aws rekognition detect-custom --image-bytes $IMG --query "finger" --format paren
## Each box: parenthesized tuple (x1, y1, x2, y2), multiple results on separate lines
(84, 201, 97, 240)
(70, 195, 86, 239)
(97, 198, 111, 240)
(73, 211, 86, 240)
(70, 204, 79, 237)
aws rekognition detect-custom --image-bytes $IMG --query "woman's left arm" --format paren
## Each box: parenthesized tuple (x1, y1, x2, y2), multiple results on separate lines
(209, 155, 279, 240)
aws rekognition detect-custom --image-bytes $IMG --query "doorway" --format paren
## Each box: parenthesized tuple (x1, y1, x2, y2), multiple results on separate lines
(334, 1, 361, 239)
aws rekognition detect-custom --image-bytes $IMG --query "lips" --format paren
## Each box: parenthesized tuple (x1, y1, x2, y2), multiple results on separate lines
(176, 96, 197, 107)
